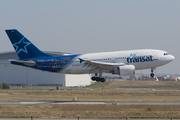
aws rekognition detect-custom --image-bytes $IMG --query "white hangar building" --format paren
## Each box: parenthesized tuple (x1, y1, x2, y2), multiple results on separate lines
(0, 51, 91, 86)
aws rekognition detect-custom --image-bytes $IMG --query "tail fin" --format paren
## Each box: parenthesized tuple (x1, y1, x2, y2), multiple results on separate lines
(154, 75, 159, 81)
(175, 75, 178, 81)
(5, 29, 51, 59)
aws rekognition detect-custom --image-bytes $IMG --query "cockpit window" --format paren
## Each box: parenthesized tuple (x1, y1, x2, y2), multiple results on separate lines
(164, 53, 169, 55)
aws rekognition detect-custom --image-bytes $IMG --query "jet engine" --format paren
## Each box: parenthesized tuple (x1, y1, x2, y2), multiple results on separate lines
(112, 65, 135, 76)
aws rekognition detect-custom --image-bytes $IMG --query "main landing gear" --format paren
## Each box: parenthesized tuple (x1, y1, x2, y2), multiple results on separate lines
(91, 73, 105, 82)
(150, 68, 155, 77)
(91, 77, 105, 82)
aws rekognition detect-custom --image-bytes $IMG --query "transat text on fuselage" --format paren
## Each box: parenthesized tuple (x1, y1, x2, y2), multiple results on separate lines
(127, 53, 153, 63)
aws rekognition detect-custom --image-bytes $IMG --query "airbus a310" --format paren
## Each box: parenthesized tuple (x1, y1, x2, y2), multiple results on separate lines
(5, 29, 175, 82)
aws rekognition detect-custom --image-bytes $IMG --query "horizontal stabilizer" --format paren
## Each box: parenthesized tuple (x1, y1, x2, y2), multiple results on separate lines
(9, 59, 36, 66)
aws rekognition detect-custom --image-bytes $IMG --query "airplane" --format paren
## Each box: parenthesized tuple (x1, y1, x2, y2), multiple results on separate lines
(175, 75, 178, 81)
(5, 29, 175, 82)
(154, 75, 159, 81)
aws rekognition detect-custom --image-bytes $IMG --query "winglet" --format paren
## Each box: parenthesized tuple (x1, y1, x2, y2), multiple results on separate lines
(78, 58, 84, 63)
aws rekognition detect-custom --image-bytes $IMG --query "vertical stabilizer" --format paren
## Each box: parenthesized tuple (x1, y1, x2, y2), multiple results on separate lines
(175, 75, 178, 81)
(154, 75, 159, 81)
(5, 29, 51, 59)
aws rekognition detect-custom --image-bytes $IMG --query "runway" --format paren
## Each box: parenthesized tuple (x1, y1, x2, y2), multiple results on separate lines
(0, 101, 180, 105)
(0, 118, 180, 120)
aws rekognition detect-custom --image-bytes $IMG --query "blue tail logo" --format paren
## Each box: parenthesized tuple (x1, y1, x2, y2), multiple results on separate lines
(13, 37, 31, 54)
(5, 29, 51, 60)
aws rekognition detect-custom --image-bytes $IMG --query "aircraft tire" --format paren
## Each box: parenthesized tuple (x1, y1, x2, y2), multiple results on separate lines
(91, 77, 96, 81)
(101, 78, 105, 82)
(96, 77, 101, 82)
(150, 73, 154, 77)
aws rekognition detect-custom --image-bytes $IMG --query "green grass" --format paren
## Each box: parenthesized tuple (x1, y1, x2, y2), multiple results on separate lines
(1, 104, 180, 118)
(84, 81, 111, 89)
(0, 116, 39, 118)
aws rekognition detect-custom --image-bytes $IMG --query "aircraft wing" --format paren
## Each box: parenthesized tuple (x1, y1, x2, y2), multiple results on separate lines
(79, 58, 126, 72)
(9, 59, 36, 66)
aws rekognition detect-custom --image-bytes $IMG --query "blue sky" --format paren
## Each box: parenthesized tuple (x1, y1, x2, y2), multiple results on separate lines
(0, 0, 180, 74)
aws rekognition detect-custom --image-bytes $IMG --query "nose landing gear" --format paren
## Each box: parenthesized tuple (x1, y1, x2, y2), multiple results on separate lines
(150, 68, 155, 77)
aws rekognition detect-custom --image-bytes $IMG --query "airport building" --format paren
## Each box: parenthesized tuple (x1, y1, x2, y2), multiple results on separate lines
(0, 51, 91, 86)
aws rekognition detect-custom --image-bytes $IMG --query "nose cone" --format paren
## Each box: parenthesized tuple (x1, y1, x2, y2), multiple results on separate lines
(169, 55, 175, 61)
(166, 55, 175, 63)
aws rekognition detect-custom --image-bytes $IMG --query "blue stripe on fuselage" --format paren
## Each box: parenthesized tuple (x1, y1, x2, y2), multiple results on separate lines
(11, 54, 81, 72)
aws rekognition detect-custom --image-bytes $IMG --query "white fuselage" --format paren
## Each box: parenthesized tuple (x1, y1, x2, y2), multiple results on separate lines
(60, 49, 175, 74)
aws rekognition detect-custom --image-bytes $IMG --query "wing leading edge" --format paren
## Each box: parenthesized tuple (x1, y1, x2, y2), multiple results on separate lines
(78, 58, 126, 73)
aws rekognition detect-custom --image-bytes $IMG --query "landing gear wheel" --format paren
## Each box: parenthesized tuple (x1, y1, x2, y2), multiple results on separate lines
(91, 77, 96, 81)
(150, 73, 154, 77)
(100, 78, 105, 82)
(91, 77, 105, 82)
(96, 77, 101, 82)
(150, 68, 155, 78)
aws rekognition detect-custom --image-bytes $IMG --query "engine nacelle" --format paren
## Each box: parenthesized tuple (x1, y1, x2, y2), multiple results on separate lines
(112, 65, 135, 76)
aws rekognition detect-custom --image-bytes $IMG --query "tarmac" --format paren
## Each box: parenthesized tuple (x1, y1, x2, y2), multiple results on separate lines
(0, 118, 179, 120)
(0, 101, 180, 105)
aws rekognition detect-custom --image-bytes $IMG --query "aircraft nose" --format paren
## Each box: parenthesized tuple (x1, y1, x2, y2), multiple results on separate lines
(170, 55, 175, 60)
(168, 55, 175, 61)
